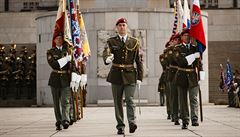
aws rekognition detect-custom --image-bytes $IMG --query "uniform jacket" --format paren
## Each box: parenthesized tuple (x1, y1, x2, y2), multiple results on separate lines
(103, 35, 143, 85)
(158, 53, 167, 92)
(173, 43, 202, 88)
(47, 45, 77, 88)
(166, 45, 178, 82)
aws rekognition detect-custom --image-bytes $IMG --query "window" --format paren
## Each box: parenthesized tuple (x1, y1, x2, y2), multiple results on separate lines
(22, 1, 39, 11)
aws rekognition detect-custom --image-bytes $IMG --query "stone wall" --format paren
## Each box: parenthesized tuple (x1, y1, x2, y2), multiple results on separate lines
(0, 12, 38, 44)
(36, 9, 209, 105)
(206, 9, 240, 104)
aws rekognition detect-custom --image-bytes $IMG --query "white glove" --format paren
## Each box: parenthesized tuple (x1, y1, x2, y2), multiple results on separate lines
(66, 54, 72, 61)
(70, 72, 80, 92)
(70, 81, 75, 89)
(80, 74, 87, 89)
(137, 80, 142, 88)
(199, 71, 205, 81)
(73, 82, 79, 92)
(185, 54, 195, 65)
(57, 54, 72, 68)
(194, 52, 200, 58)
(106, 54, 114, 64)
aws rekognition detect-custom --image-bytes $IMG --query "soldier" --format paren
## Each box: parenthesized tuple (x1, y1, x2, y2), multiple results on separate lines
(162, 42, 172, 120)
(158, 53, 167, 106)
(25, 51, 36, 99)
(158, 42, 170, 107)
(103, 18, 143, 135)
(14, 57, 24, 99)
(0, 45, 9, 100)
(47, 32, 81, 130)
(173, 29, 201, 129)
(166, 33, 181, 125)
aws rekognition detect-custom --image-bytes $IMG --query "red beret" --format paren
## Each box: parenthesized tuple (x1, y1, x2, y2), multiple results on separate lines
(181, 29, 190, 35)
(116, 18, 127, 26)
(172, 33, 180, 39)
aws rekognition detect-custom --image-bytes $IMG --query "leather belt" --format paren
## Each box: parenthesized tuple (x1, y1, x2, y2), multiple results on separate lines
(52, 70, 67, 74)
(112, 63, 134, 68)
(178, 67, 195, 72)
(0, 70, 7, 74)
(169, 65, 178, 69)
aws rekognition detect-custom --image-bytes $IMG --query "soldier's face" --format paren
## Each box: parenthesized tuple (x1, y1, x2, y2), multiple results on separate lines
(116, 23, 127, 36)
(173, 38, 180, 45)
(54, 36, 63, 47)
(181, 33, 190, 44)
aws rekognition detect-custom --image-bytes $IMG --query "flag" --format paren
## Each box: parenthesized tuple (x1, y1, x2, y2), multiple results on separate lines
(76, 0, 91, 61)
(190, 0, 206, 53)
(64, 9, 73, 47)
(219, 64, 226, 91)
(52, 0, 64, 47)
(183, 0, 191, 30)
(69, 0, 83, 61)
(225, 61, 233, 88)
(171, 0, 178, 37)
(177, 0, 183, 33)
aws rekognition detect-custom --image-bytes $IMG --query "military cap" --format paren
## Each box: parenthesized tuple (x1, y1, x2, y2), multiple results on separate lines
(53, 31, 63, 41)
(181, 29, 190, 35)
(172, 33, 180, 39)
(116, 18, 127, 26)
(165, 41, 170, 47)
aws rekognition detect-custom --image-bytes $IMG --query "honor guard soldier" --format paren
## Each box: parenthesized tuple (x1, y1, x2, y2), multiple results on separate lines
(103, 18, 143, 135)
(158, 41, 170, 107)
(162, 43, 172, 120)
(47, 32, 80, 130)
(25, 50, 36, 99)
(0, 45, 9, 99)
(158, 50, 167, 106)
(166, 34, 181, 125)
(173, 29, 201, 129)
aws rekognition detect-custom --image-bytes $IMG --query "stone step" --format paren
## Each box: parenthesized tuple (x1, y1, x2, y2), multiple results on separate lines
(97, 99, 148, 107)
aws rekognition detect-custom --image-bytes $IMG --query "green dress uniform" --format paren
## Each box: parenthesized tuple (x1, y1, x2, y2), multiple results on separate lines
(173, 43, 201, 128)
(158, 53, 167, 106)
(166, 45, 180, 123)
(47, 45, 77, 128)
(162, 48, 172, 119)
(103, 35, 143, 132)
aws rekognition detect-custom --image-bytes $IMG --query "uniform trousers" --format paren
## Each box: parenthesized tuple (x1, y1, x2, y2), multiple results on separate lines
(178, 85, 199, 124)
(111, 83, 136, 130)
(51, 86, 71, 123)
(169, 81, 179, 121)
(166, 82, 172, 116)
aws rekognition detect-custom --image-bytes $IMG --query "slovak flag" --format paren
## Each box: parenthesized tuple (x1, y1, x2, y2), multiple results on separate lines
(183, 0, 190, 30)
(190, 0, 206, 53)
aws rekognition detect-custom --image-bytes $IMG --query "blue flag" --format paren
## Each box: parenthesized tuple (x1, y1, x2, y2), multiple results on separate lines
(224, 61, 233, 88)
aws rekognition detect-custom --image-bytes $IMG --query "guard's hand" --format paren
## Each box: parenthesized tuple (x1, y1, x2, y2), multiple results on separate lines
(73, 82, 79, 92)
(137, 80, 142, 88)
(70, 81, 75, 89)
(106, 54, 114, 64)
(80, 74, 87, 89)
(66, 53, 72, 62)
(194, 52, 200, 58)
